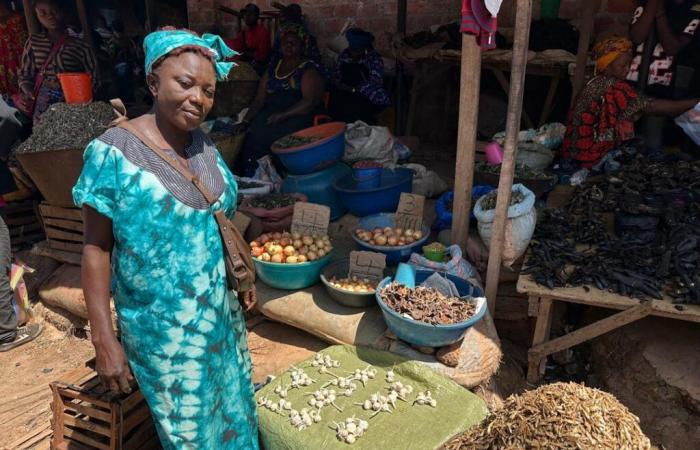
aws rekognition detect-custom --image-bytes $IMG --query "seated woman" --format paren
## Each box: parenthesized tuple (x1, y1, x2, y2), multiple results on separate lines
(329, 28, 390, 125)
(235, 23, 325, 177)
(561, 37, 699, 168)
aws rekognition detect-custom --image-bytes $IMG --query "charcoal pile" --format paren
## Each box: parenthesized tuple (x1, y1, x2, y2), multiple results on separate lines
(16, 102, 116, 153)
(443, 382, 651, 450)
(525, 158, 700, 304)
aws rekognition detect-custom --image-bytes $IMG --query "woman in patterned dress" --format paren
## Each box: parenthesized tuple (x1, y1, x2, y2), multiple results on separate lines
(561, 36, 699, 168)
(235, 22, 325, 177)
(73, 29, 259, 449)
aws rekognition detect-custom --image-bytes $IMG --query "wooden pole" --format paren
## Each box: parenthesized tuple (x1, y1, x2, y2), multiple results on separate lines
(571, 0, 596, 106)
(74, 0, 94, 50)
(483, 0, 533, 314)
(451, 34, 482, 251)
(22, 0, 39, 34)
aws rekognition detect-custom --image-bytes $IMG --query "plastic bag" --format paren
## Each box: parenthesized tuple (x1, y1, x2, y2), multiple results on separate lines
(408, 245, 480, 284)
(473, 184, 537, 267)
(675, 102, 700, 145)
(492, 123, 565, 150)
(421, 272, 460, 297)
(399, 163, 448, 198)
(343, 121, 397, 166)
(253, 155, 283, 192)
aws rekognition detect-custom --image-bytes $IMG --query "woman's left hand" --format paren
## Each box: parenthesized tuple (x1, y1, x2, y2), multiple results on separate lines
(239, 287, 257, 311)
(267, 113, 287, 124)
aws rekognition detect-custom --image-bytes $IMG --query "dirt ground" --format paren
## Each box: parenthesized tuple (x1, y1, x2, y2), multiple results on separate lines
(0, 323, 94, 448)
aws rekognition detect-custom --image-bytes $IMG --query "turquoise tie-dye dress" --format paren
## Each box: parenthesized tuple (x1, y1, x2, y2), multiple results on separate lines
(73, 127, 259, 450)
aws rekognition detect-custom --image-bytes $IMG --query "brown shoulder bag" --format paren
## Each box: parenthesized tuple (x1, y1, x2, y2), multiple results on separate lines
(116, 121, 256, 307)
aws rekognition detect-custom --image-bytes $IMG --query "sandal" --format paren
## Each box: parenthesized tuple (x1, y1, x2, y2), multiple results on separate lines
(0, 322, 42, 352)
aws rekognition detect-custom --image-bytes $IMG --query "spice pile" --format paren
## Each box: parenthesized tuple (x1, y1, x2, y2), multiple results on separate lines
(475, 161, 553, 180)
(443, 382, 651, 450)
(16, 102, 116, 153)
(249, 193, 298, 209)
(379, 283, 476, 325)
(525, 157, 700, 304)
(478, 189, 526, 211)
(273, 135, 322, 149)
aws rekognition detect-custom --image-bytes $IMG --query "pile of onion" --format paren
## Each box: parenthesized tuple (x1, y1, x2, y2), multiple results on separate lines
(328, 276, 378, 293)
(354, 227, 423, 247)
(250, 231, 332, 264)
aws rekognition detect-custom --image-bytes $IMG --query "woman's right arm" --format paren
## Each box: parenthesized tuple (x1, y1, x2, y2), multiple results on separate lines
(645, 98, 700, 117)
(18, 38, 36, 98)
(82, 205, 133, 394)
(242, 72, 269, 123)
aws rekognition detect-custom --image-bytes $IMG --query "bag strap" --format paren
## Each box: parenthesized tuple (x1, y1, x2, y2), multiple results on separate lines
(34, 35, 65, 94)
(117, 121, 219, 206)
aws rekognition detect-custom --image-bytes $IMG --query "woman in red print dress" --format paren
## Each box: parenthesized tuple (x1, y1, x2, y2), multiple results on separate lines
(561, 37, 699, 169)
(0, 1, 27, 97)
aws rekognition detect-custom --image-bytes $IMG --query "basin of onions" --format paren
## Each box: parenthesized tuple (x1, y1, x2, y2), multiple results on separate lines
(250, 231, 333, 264)
(354, 227, 424, 247)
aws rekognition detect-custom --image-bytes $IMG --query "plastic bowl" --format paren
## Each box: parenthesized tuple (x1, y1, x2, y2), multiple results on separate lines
(333, 168, 414, 217)
(352, 166, 383, 189)
(375, 270, 487, 347)
(320, 258, 389, 308)
(281, 163, 352, 220)
(254, 252, 333, 290)
(351, 213, 430, 265)
(271, 122, 346, 175)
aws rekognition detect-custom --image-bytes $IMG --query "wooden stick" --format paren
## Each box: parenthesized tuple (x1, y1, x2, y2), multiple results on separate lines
(74, 0, 94, 50)
(529, 302, 652, 359)
(22, 0, 39, 34)
(484, 0, 534, 314)
(526, 297, 553, 383)
(451, 33, 482, 250)
(571, 0, 596, 106)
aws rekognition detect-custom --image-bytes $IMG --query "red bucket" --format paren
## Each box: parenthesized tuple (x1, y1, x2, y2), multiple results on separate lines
(58, 72, 93, 104)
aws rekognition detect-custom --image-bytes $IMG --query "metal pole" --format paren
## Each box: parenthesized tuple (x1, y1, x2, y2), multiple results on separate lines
(483, 0, 533, 314)
(394, 0, 407, 135)
(451, 34, 482, 250)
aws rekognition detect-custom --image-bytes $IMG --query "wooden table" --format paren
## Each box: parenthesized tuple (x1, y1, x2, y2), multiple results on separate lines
(517, 272, 700, 383)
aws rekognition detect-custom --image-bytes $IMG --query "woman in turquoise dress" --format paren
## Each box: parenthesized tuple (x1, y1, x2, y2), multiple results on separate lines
(73, 29, 259, 449)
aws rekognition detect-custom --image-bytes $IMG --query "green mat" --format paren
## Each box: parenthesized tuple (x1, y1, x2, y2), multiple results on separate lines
(256, 345, 487, 450)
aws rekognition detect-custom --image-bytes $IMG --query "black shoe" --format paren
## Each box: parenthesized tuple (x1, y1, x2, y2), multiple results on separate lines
(0, 323, 42, 352)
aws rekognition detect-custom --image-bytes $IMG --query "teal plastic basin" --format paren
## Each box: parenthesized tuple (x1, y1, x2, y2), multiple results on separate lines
(254, 252, 333, 290)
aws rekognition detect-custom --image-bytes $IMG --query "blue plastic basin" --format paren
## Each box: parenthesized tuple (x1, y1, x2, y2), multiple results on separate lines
(376, 270, 487, 347)
(351, 213, 430, 265)
(254, 252, 333, 290)
(282, 162, 352, 220)
(333, 168, 414, 217)
(271, 122, 346, 175)
(352, 167, 383, 189)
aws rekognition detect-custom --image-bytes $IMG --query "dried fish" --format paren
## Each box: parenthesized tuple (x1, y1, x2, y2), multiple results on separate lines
(379, 283, 476, 325)
(442, 382, 651, 450)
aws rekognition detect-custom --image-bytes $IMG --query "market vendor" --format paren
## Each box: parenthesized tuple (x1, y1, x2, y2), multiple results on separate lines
(228, 4, 271, 74)
(628, 0, 700, 98)
(329, 28, 390, 125)
(561, 37, 699, 169)
(73, 28, 258, 449)
(270, 3, 322, 68)
(18, 0, 98, 122)
(235, 22, 325, 176)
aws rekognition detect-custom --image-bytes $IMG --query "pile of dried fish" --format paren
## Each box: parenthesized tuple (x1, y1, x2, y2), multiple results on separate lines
(238, 180, 265, 190)
(479, 189, 526, 211)
(273, 135, 322, 149)
(379, 283, 476, 325)
(248, 193, 297, 209)
(475, 161, 553, 180)
(16, 102, 116, 153)
(526, 158, 700, 304)
(443, 382, 651, 450)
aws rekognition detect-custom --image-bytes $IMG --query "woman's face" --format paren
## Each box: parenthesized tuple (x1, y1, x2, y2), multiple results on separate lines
(149, 51, 217, 132)
(606, 51, 633, 80)
(281, 32, 302, 59)
(35, 1, 64, 31)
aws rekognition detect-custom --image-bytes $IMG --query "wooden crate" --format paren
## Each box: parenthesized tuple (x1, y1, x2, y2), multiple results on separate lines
(0, 200, 45, 251)
(38, 203, 84, 255)
(50, 362, 160, 450)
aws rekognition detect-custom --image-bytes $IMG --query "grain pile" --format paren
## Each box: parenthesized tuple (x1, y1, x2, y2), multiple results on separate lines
(16, 102, 116, 153)
(443, 382, 651, 450)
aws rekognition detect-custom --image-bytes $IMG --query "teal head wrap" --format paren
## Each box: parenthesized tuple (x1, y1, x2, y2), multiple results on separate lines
(143, 29, 238, 81)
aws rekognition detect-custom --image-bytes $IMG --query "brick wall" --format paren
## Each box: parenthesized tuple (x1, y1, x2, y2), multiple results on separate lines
(186, 0, 640, 51)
